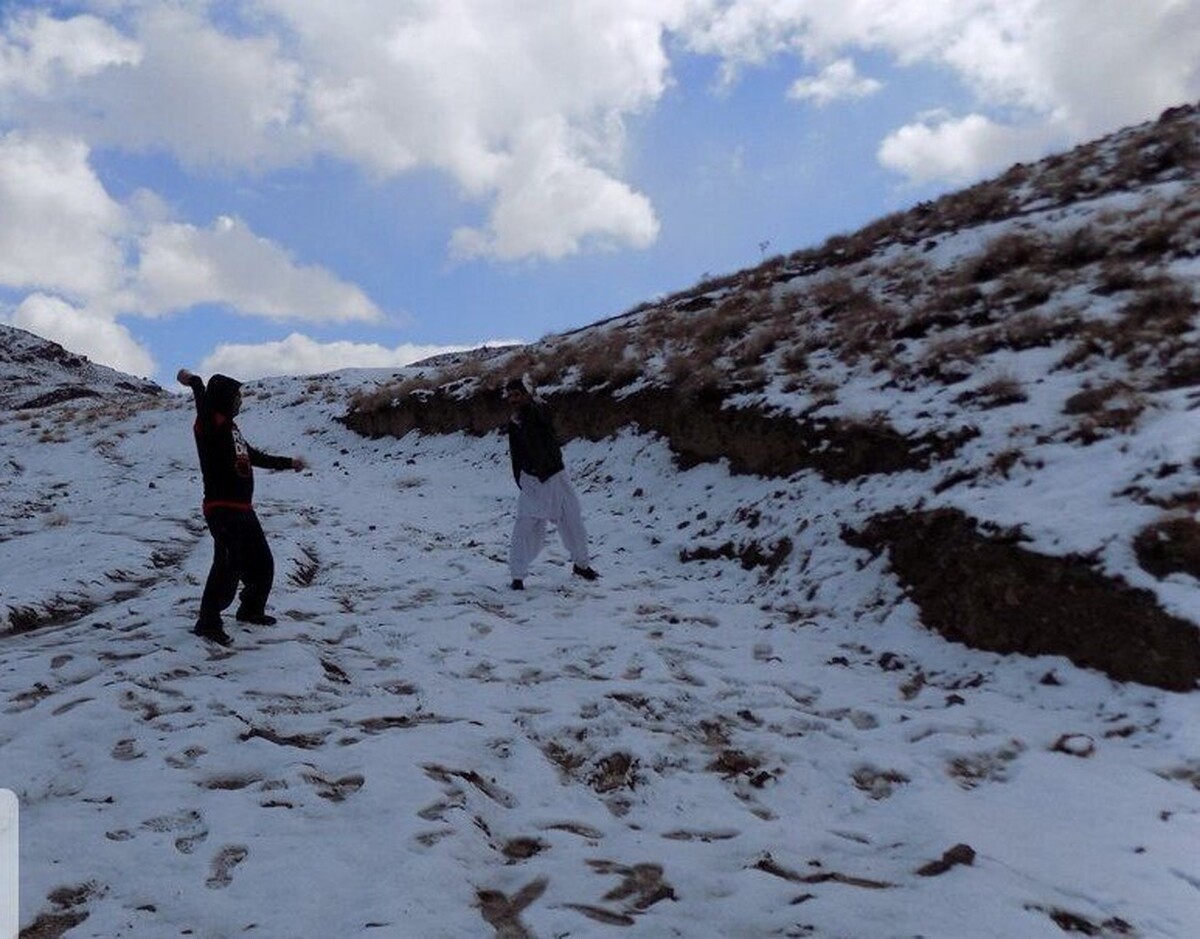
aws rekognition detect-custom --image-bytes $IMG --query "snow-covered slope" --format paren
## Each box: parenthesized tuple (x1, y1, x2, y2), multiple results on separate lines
(0, 325, 160, 411)
(352, 102, 1200, 692)
(1, 369, 1198, 938)
(4, 105, 1200, 938)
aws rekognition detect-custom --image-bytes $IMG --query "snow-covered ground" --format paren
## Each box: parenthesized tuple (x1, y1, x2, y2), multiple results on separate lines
(2, 371, 1198, 938)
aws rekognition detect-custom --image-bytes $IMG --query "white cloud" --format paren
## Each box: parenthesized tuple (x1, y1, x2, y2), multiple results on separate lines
(1, 1, 1197, 251)
(272, 0, 685, 259)
(681, 0, 1200, 183)
(0, 130, 384, 359)
(0, 7, 304, 169)
(451, 117, 660, 261)
(0, 132, 125, 299)
(788, 58, 882, 106)
(198, 332, 517, 380)
(131, 216, 382, 322)
(0, 11, 140, 96)
(6, 293, 155, 377)
(0, 2, 690, 260)
(877, 110, 1058, 185)
(80, 6, 304, 169)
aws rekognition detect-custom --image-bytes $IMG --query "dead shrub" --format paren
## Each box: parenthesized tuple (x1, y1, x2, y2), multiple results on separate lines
(810, 276, 872, 317)
(780, 345, 809, 375)
(986, 447, 1027, 479)
(1065, 382, 1148, 440)
(996, 270, 1054, 310)
(832, 302, 895, 362)
(968, 373, 1027, 409)
(894, 304, 964, 341)
(1062, 381, 1132, 416)
(730, 319, 790, 368)
(1134, 515, 1200, 580)
(637, 306, 681, 345)
(1061, 280, 1195, 370)
(576, 333, 634, 389)
(664, 350, 701, 387)
(692, 294, 757, 348)
(966, 231, 1044, 283)
(1051, 227, 1109, 268)
(1155, 349, 1200, 391)
(997, 311, 1077, 352)
(1122, 282, 1195, 336)
(680, 363, 723, 396)
(1128, 218, 1178, 260)
(730, 365, 769, 391)
(526, 345, 576, 389)
(1114, 121, 1199, 184)
(929, 180, 1018, 232)
(1092, 260, 1144, 296)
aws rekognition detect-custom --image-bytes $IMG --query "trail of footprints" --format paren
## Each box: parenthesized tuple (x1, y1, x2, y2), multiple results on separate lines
(16, 508, 1146, 936)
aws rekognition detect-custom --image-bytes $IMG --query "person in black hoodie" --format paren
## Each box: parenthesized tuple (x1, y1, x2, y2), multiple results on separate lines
(504, 376, 598, 590)
(178, 369, 306, 646)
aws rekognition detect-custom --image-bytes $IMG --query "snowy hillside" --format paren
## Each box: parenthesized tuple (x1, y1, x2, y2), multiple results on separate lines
(1, 364, 1198, 938)
(3, 104, 1200, 938)
(0, 326, 160, 412)
(352, 102, 1200, 692)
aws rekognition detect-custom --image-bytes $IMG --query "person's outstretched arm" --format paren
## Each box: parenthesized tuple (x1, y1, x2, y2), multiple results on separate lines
(248, 445, 306, 472)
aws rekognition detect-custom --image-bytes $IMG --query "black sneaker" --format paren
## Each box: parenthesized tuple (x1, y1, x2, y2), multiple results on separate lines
(193, 622, 233, 647)
(236, 609, 277, 625)
(572, 565, 599, 581)
(510, 579, 524, 591)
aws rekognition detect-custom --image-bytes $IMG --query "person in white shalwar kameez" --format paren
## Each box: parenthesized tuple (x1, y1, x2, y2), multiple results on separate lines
(504, 377, 598, 590)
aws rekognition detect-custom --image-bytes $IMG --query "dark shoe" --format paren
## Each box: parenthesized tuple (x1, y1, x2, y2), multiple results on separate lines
(572, 565, 599, 581)
(510, 579, 524, 591)
(193, 622, 233, 647)
(236, 609, 277, 625)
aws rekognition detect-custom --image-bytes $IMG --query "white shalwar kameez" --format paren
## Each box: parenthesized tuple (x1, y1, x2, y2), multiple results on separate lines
(508, 469, 590, 579)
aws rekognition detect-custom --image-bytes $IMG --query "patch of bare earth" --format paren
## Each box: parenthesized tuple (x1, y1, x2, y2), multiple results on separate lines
(846, 508, 1200, 691)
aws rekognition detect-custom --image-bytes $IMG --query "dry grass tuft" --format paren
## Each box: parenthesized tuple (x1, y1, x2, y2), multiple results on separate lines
(966, 231, 1045, 283)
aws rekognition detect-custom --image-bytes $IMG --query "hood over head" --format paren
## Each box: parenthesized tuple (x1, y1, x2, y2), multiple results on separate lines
(207, 374, 242, 416)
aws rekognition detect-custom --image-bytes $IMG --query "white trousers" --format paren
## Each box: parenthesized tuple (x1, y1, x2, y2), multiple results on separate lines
(508, 470, 590, 578)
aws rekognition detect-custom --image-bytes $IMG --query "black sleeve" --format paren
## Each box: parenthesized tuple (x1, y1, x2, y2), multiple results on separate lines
(508, 421, 524, 486)
(187, 376, 211, 426)
(248, 445, 293, 471)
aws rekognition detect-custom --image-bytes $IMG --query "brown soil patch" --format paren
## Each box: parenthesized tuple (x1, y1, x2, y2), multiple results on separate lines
(344, 386, 974, 482)
(846, 508, 1200, 691)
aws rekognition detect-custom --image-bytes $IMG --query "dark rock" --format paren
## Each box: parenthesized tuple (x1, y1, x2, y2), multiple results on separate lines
(916, 843, 976, 876)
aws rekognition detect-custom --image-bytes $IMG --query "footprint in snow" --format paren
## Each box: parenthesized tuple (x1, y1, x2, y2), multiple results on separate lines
(140, 808, 208, 854)
(165, 745, 207, 769)
(110, 738, 143, 761)
(205, 845, 248, 889)
(301, 770, 365, 802)
(476, 876, 547, 939)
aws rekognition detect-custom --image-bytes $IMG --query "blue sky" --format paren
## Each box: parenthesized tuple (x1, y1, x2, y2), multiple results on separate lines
(0, 1, 1197, 382)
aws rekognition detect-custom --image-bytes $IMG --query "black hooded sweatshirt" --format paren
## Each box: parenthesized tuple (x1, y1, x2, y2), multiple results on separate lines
(186, 374, 292, 513)
(508, 400, 565, 485)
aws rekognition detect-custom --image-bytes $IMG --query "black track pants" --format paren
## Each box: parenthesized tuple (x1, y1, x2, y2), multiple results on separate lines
(198, 508, 274, 627)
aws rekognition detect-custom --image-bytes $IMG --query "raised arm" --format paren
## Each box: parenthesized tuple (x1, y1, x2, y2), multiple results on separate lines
(177, 368, 209, 420)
